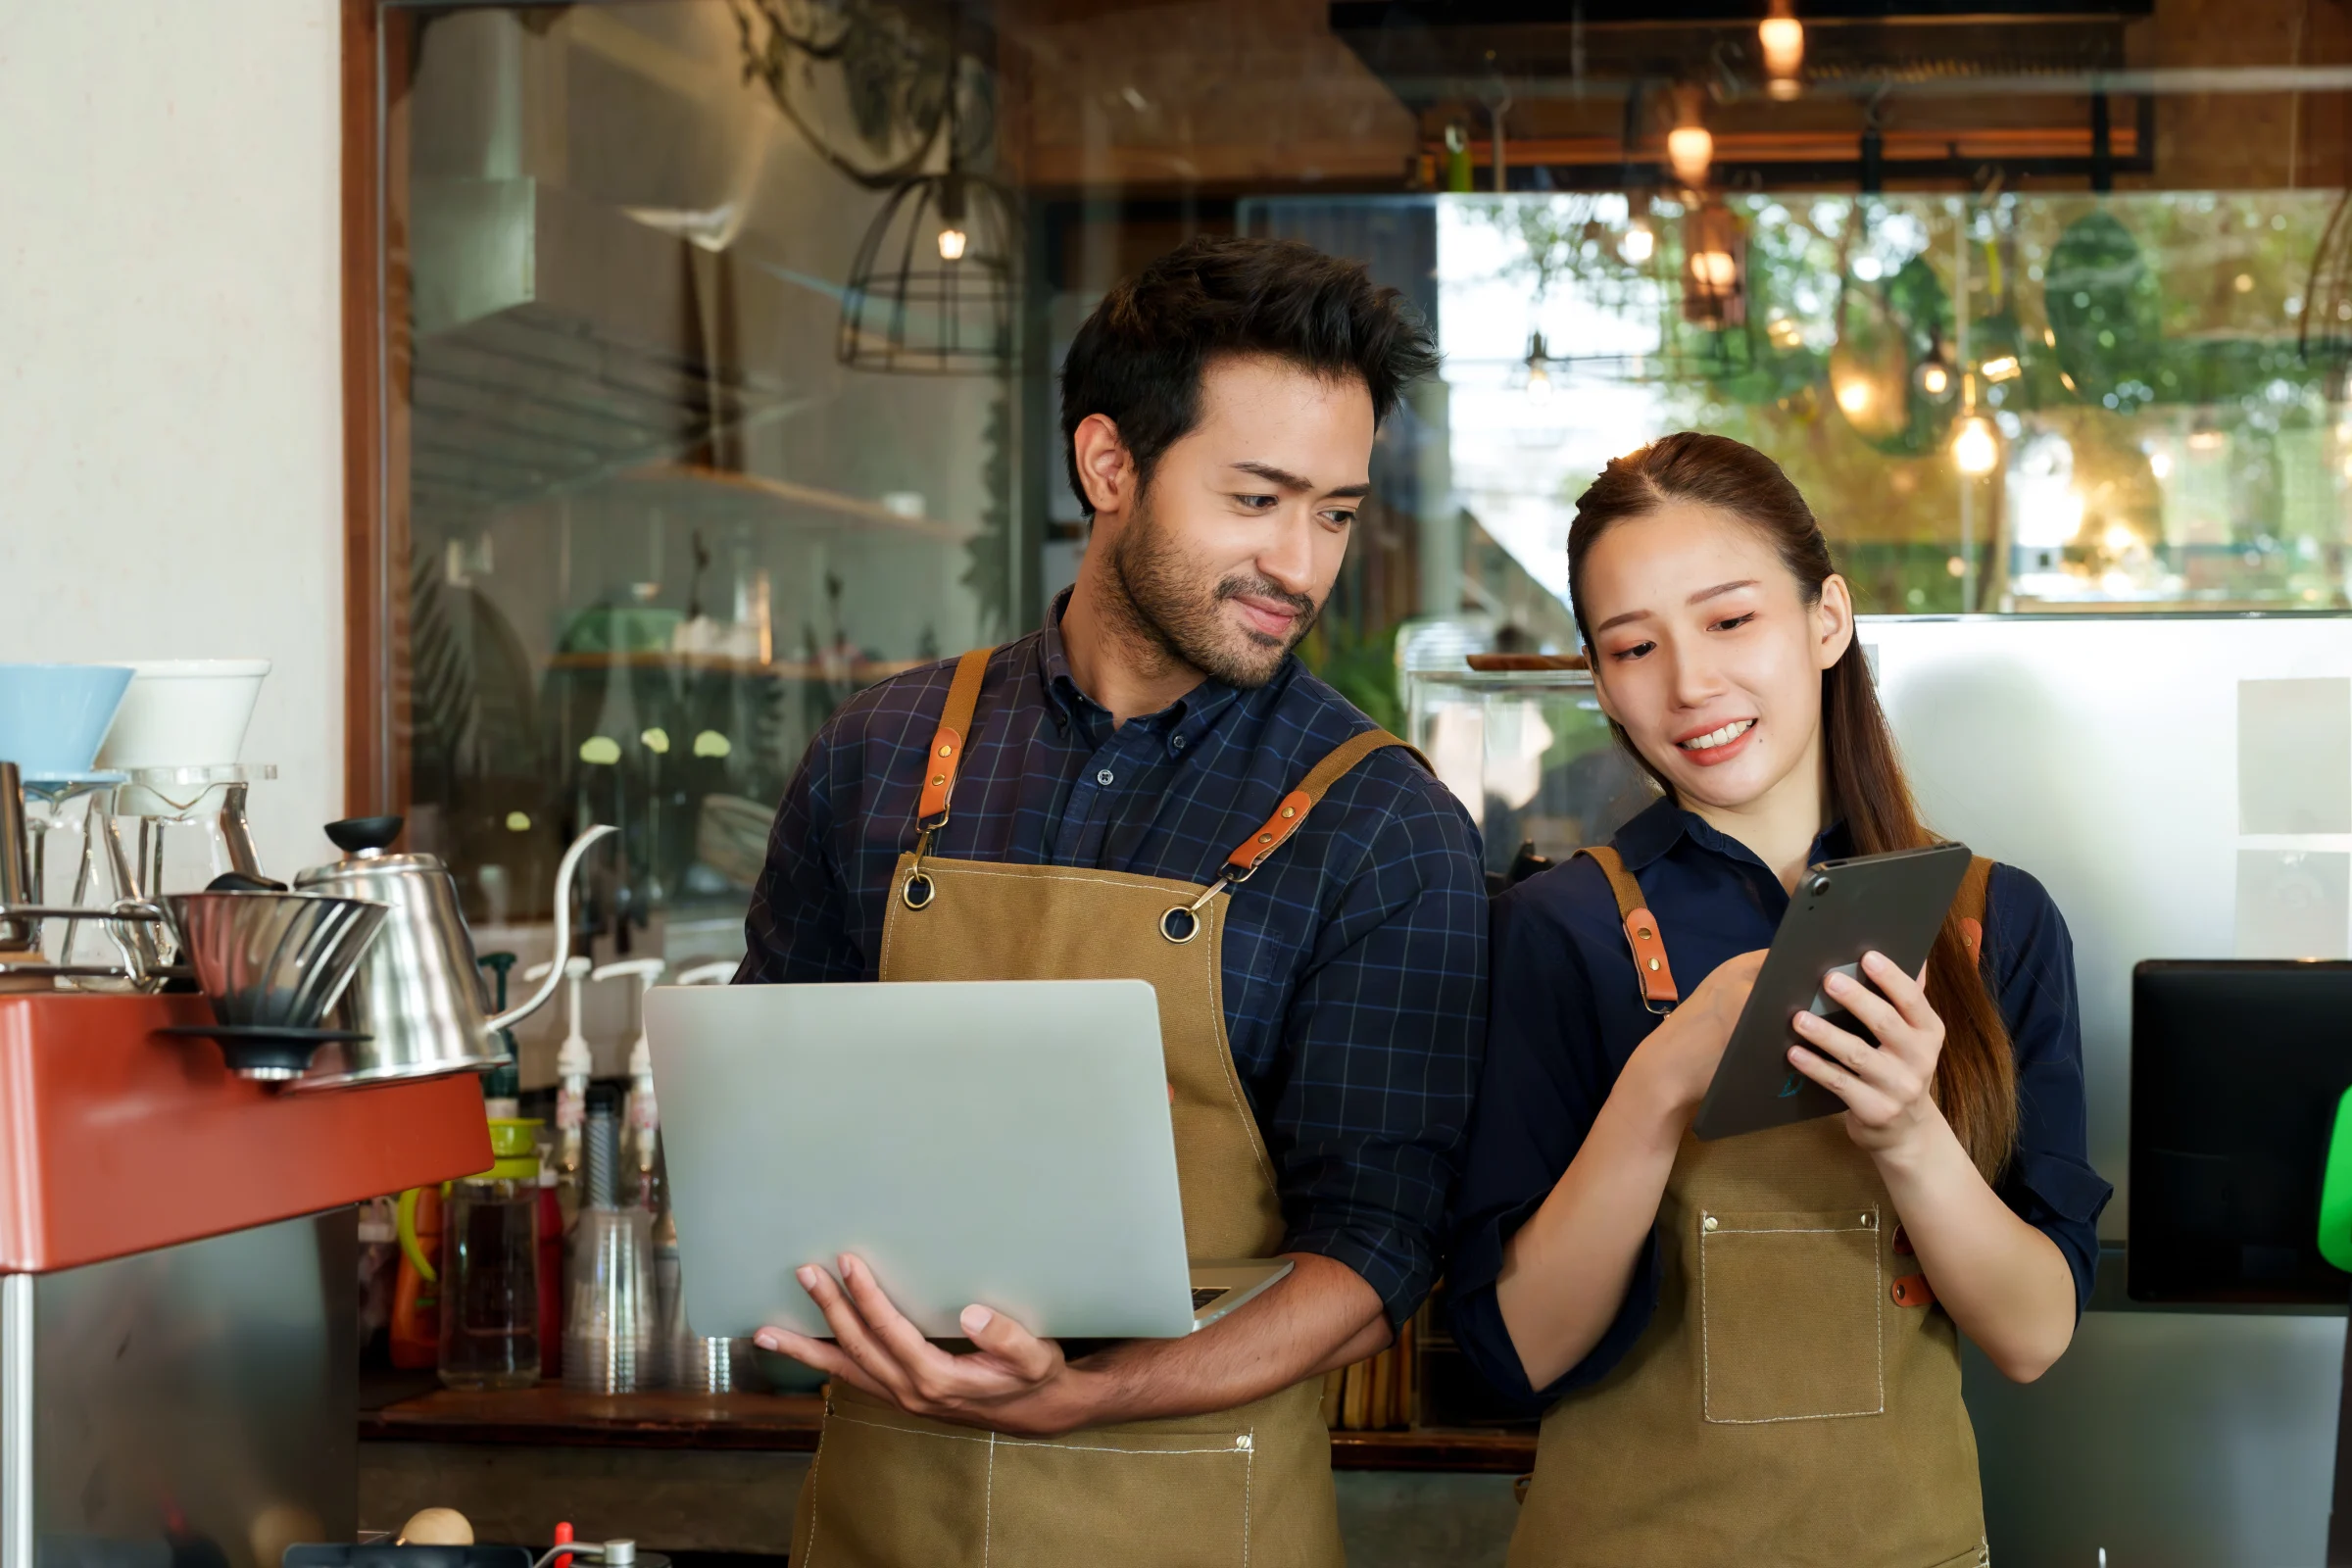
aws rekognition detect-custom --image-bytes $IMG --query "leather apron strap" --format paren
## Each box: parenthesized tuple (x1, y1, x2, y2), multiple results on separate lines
(1573, 846, 1995, 1017)
(1575, 846, 1680, 1013)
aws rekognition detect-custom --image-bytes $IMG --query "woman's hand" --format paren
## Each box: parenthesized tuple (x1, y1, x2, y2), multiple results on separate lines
(1627, 950, 1767, 1116)
(1786, 950, 1946, 1157)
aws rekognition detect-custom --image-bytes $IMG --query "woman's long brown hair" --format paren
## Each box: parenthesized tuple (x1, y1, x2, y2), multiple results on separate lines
(1566, 431, 2018, 1179)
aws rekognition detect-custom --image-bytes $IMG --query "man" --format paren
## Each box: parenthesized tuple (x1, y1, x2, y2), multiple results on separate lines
(737, 236, 1488, 1566)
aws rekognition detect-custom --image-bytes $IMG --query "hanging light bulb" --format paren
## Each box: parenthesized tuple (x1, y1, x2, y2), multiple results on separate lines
(1760, 0, 1805, 98)
(1524, 330, 1553, 401)
(936, 172, 969, 262)
(1666, 85, 1712, 189)
(1622, 218, 1655, 264)
(1921, 362, 1950, 396)
(1952, 415, 1999, 475)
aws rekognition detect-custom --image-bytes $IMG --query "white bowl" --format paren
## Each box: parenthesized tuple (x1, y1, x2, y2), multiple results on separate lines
(96, 660, 271, 769)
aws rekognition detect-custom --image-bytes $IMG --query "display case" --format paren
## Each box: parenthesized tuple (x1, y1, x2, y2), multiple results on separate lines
(1405, 657, 1655, 878)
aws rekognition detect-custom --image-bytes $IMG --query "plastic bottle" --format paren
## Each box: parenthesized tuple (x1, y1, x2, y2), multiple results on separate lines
(438, 1118, 543, 1390)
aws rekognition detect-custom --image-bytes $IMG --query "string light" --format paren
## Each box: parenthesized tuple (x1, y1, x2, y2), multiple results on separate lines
(1622, 217, 1656, 264)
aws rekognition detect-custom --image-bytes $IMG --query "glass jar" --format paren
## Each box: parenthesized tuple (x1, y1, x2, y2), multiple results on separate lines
(438, 1117, 543, 1391)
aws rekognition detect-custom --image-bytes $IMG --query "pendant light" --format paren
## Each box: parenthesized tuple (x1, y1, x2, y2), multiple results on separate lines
(835, 6, 1016, 374)
(1760, 0, 1805, 100)
(1666, 85, 1713, 190)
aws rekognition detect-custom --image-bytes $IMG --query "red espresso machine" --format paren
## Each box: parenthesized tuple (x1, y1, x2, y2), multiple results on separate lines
(0, 766, 492, 1568)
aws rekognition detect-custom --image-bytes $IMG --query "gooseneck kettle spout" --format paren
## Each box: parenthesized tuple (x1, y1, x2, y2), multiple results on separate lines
(488, 823, 616, 1033)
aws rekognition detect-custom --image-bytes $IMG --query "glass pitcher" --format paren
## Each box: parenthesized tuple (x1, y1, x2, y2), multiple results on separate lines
(437, 1117, 543, 1390)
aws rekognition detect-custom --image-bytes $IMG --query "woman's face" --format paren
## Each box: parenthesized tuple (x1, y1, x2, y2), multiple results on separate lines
(1578, 500, 1853, 816)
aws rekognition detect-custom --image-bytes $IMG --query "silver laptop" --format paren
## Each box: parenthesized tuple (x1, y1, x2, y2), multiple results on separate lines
(645, 978, 1291, 1341)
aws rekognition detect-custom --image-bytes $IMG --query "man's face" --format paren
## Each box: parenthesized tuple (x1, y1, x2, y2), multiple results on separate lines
(1100, 354, 1374, 689)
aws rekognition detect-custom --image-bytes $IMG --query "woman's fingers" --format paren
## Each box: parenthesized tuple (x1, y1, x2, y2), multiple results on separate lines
(1789, 1010, 1888, 1083)
(1858, 950, 1941, 1035)
(1787, 1040, 1897, 1122)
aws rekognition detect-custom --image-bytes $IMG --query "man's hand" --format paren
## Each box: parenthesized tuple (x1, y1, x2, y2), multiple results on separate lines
(755, 1253, 1098, 1438)
(758, 1250, 1387, 1439)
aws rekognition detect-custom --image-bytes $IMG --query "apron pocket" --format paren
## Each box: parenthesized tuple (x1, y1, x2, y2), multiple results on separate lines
(985, 1424, 1255, 1567)
(1697, 1205, 1885, 1424)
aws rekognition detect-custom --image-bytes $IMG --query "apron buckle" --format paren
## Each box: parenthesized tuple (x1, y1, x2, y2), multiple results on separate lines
(1161, 878, 1229, 944)
(903, 826, 944, 910)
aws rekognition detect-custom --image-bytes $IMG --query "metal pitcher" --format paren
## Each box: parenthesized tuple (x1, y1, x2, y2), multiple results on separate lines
(287, 815, 615, 1092)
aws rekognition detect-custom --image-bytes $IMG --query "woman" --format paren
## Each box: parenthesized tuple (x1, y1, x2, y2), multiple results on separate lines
(1447, 433, 2111, 1567)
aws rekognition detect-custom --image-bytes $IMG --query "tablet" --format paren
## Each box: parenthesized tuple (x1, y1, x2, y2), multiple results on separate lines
(1691, 841, 1973, 1142)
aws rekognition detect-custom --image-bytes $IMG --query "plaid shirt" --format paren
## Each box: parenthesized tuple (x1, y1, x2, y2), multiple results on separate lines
(738, 595, 1490, 1326)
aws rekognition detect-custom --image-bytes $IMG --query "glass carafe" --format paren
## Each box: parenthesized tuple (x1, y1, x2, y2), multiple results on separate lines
(438, 1117, 543, 1391)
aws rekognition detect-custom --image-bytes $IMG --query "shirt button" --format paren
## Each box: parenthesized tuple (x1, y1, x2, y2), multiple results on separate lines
(1097, 768, 1115, 786)
(1172, 735, 1187, 751)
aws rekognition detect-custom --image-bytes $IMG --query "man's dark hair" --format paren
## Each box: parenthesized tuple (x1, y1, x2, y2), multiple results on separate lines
(1058, 236, 1440, 518)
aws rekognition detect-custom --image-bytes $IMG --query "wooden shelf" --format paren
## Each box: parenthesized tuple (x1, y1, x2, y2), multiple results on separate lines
(615, 464, 977, 545)
(360, 1387, 1537, 1472)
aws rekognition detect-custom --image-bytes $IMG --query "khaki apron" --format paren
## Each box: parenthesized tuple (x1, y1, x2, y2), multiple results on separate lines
(1509, 848, 1996, 1568)
(791, 646, 1413, 1568)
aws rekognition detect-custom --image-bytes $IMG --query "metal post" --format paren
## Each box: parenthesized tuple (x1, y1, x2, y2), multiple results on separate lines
(1955, 209, 1975, 611)
(0, 765, 31, 956)
(1, 1274, 32, 1568)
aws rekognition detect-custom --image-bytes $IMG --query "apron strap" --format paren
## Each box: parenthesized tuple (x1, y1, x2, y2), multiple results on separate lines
(915, 647, 996, 831)
(1575, 846, 1680, 1013)
(1576, 846, 1999, 1018)
(1954, 854, 1992, 964)
(1216, 728, 1428, 884)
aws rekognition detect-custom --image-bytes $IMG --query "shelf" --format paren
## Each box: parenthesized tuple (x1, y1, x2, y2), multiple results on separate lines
(360, 1386, 1536, 1472)
(544, 651, 926, 682)
(615, 464, 978, 545)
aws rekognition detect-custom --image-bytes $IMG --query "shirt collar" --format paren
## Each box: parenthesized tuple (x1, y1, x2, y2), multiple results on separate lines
(1034, 586, 1244, 749)
(1612, 795, 1854, 874)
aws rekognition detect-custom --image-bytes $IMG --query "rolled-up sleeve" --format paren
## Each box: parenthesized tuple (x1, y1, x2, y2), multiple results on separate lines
(1986, 864, 2114, 1313)
(1271, 783, 1490, 1330)
(1446, 872, 1663, 1409)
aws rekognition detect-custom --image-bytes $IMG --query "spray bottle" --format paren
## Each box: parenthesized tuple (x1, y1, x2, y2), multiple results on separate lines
(593, 956, 668, 1214)
(525, 954, 598, 1230)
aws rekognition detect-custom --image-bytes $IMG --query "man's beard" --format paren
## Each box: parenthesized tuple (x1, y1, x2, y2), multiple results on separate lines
(1101, 494, 1323, 690)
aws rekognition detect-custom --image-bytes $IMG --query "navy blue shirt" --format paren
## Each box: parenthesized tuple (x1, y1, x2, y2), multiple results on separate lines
(739, 595, 1491, 1327)
(1446, 798, 2114, 1407)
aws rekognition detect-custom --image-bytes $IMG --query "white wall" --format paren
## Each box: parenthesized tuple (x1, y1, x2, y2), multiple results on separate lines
(0, 2, 345, 879)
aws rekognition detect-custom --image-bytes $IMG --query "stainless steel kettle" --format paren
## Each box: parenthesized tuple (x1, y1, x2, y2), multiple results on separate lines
(287, 815, 616, 1092)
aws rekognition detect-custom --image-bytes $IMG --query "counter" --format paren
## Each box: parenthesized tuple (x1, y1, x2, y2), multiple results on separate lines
(358, 1383, 1534, 1556)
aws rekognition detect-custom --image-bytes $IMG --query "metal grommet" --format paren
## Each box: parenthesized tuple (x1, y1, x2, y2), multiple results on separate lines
(1160, 906, 1200, 945)
(901, 873, 936, 911)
